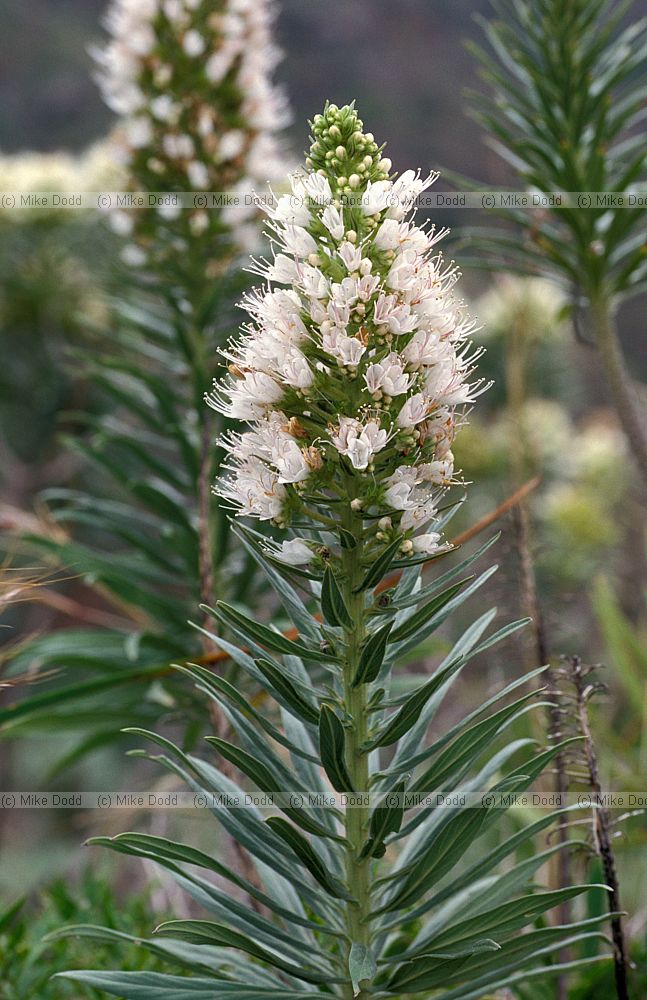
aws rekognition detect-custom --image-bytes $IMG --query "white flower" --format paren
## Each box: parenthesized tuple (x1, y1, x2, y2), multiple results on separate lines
(397, 393, 429, 428)
(281, 225, 318, 258)
(386, 169, 437, 221)
(418, 454, 455, 485)
(373, 293, 418, 335)
(221, 459, 286, 520)
(158, 201, 182, 220)
(386, 249, 420, 291)
(205, 45, 239, 83)
(280, 351, 313, 389)
(373, 218, 402, 250)
(401, 501, 437, 531)
(183, 29, 206, 56)
(272, 438, 311, 483)
(215, 371, 283, 420)
(274, 538, 312, 564)
(364, 353, 412, 397)
(219, 129, 246, 160)
(338, 241, 363, 272)
(162, 133, 195, 159)
(374, 218, 430, 253)
(299, 265, 329, 299)
(150, 95, 178, 122)
(125, 116, 153, 148)
(110, 210, 134, 236)
(121, 243, 147, 267)
(385, 481, 414, 510)
(269, 194, 311, 228)
(322, 328, 366, 367)
(163, 0, 186, 23)
(187, 160, 210, 188)
(403, 330, 442, 367)
(291, 171, 332, 205)
(321, 204, 345, 240)
(331, 417, 389, 470)
(411, 532, 441, 554)
(361, 179, 392, 215)
(190, 210, 210, 235)
(267, 253, 299, 284)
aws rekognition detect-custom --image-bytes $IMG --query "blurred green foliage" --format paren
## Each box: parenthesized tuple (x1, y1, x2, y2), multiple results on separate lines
(0, 869, 169, 999)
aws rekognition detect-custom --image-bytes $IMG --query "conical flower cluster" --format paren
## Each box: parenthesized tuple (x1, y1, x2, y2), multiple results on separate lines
(95, 0, 290, 268)
(211, 103, 484, 558)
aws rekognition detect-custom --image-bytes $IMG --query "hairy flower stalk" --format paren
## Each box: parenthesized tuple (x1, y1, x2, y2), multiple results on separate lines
(95, 0, 290, 271)
(211, 100, 484, 991)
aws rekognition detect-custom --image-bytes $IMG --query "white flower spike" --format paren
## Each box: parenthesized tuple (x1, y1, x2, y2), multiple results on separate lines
(211, 102, 484, 559)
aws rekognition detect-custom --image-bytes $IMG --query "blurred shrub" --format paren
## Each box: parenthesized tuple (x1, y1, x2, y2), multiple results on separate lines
(0, 146, 121, 474)
(454, 277, 631, 591)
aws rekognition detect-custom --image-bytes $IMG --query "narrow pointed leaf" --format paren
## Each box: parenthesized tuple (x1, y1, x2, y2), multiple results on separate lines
(319, 705, 355, 793)
(205, 737, 340, 841)
(354, 538, 402, 592)
(390, 578, 474, 643)
(321, 567, 353, 628)
(255, 658, 320, 725)
(266, 817, 352, 900)
(352, 621, 394, 687)
(211, 602, 333, 663)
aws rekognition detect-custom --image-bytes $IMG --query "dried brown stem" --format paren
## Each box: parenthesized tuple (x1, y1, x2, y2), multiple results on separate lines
(568, 656, 630, 1000)
(511, 502, 571, 1000)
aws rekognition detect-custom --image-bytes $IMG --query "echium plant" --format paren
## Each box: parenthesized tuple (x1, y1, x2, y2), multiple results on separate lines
(58, 105, 609, 1000)
(1, 0, 291, 759)
(96, 0, 290, 270)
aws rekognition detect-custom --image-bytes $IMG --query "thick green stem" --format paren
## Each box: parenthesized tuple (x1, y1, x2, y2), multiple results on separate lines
(592, 294, 647, 486)
(341, 503, 372, 998)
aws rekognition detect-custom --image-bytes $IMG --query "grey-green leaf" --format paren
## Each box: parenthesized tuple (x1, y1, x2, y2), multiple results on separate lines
(265, 817, 352, 900)
(319, 705, 355, 793)
(352, 622, 394, 687)
(349, 942, 378, 997)
(321, 567, 353, 628)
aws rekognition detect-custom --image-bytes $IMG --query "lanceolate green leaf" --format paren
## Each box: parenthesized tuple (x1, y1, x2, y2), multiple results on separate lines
(210, 602, 334, 664)
(153, 920, 337, 986)
(204, 737, 340, 841)
(254, 658, 320, 725)
(352, 621, 393, 687)
(360, 781, 406, 859)
(366, 657, 465, 750)
(265, 817, 352, 901)
(353, 538, 402, 592)
(389, 577, 474, 643)
(348, 942, 377, 997)
(319, 705, 355, 793)
(55, 971, 333, 1000)
(321, 567, 354, 628)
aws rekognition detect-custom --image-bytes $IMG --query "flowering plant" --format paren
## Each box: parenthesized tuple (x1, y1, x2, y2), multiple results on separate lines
(58, 104, 608, 1000)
